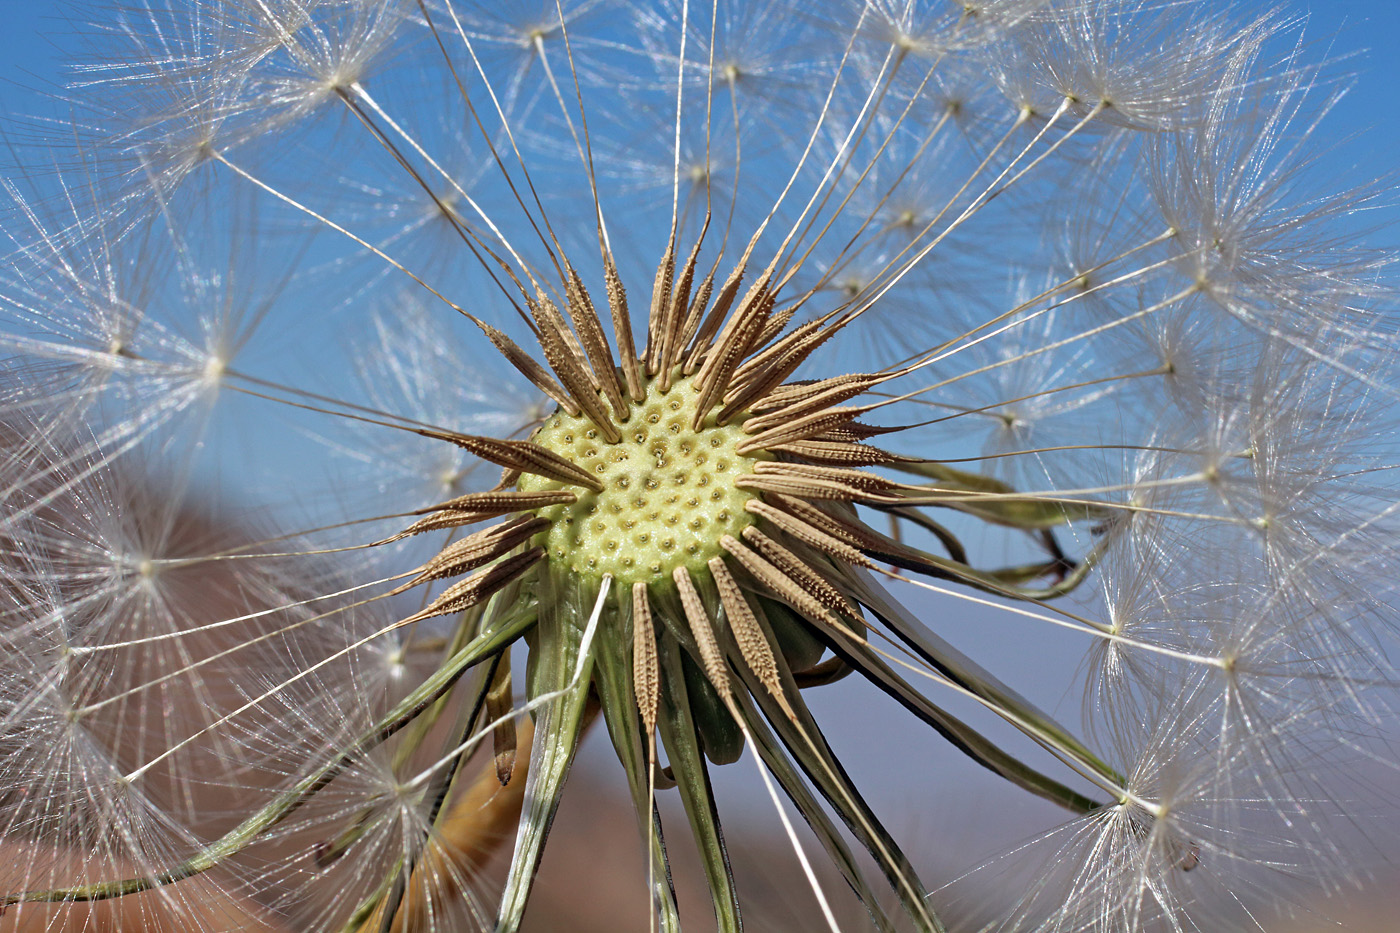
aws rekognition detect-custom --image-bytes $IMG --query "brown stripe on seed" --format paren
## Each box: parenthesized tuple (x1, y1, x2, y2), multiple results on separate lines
(632, 582, 659, 736)
(565, 263, 627, 420)
(426, 432, 605, 491)
(709, 557, 789, 713)
(695, 266, 773, 381)
(760, 493, 898, 556)
(718, 534, 840, 630)
(739, 525, 859, 617)
(401, 547, 545, 624)
(673, 566, 730, 695)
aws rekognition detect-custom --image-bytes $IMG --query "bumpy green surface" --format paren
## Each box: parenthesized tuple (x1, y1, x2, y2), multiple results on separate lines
(519, 373, 763, 585)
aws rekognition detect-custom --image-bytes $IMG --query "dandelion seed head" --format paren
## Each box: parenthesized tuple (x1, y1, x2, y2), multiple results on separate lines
(520, 372, 763, 583)
(1, 0, 1397, 930)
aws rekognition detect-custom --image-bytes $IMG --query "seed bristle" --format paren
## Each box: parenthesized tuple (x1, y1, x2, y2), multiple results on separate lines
(674, 566, 731, 696)
(710, 556, 791, 716)
(400, 547, 545, 625)
(429, 432, 606, 491)
(740, 525, 859, 617)
(632, 581, 660, 736)
(565, 262, 628, 420)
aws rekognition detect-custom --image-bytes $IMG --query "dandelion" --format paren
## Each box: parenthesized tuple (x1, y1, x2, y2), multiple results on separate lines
(1, 1, 1396, 932)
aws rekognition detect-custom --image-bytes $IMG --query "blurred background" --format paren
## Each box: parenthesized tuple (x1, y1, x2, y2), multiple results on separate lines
(0, 2, 1397, 931)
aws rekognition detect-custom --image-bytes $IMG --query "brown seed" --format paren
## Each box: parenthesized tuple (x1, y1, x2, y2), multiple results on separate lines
(735, 406, 866, 453)
(604, 251, 645, 402)
(766, 440, 905, 466)
(718, 535, 840, 631)
(401, 548, 545, 624)
(740, 525, 859, 617)
(415, 488, 576, 517)
(425, 432, 604, 491)
(486, 659, 517, 786)
(632, 582, 659, 736)
(478, 323, 579, 416)
(565, 263, 628, 420)
(709, 557, 788, 712)
(673, 566, 730, 695)
(744, 498, 874, 568)
(395, 515, 549, 593)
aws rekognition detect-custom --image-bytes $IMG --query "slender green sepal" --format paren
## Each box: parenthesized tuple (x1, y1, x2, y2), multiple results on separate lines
(657, 633, 743, 933)
(496, 573, 601, 933)
(769, 598, 1101, 814)
(893, 461, 1106, 529)
(842, 566, 1127, 791)
(728, 691, 899, 933)
(867, 504, 969, 563)
(984, 530, 1112, 601)
(593, 602, 684, 933)
(736, 598, 944, 933)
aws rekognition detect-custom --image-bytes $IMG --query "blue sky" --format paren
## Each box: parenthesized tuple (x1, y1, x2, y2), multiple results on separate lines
(0, 0, 1396, 903)
(2, 1, 1399, 130)
(2, 2, 1395, 175)
(2, 0, 1397, 790)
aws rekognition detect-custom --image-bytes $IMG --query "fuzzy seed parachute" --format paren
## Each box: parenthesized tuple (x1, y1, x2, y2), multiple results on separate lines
(0, 1, 1397, 932)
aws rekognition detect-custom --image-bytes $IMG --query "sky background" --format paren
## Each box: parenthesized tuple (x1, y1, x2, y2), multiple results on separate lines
(0, 1, 1397, 926)
(2, 0, 1400, 146)
(2, 0, 1398, 815)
